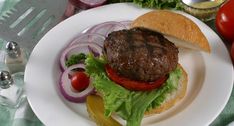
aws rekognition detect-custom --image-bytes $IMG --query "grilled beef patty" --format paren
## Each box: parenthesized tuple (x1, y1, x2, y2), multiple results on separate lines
(103, 28, 179, 82)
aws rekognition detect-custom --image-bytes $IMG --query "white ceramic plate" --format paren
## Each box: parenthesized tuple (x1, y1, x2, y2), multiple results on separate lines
(25, 3, 234, 126)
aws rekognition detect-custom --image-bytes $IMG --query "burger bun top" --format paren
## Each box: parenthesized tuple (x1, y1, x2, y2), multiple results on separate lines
(131, 10, 211, 53)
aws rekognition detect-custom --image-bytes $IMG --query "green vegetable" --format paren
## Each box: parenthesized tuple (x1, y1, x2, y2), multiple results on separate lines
(108, 0, 133, 3)
(85, 54, 182, 126)
(108, 0, 183, 10)
(65, 53, 87, 67)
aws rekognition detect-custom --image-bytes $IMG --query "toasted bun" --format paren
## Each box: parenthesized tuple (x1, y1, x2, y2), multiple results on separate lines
(144, 64, 187, 115)
(131, 10, 211, 53)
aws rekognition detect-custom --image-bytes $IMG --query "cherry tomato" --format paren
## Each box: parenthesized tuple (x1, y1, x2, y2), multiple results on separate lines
(71, 72, 90, 92)
(231, 42, 234, 62)
(216, 0, 234, 43)
(105, 65, 167, 91)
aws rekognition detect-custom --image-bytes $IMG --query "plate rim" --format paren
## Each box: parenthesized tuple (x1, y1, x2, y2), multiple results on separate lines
(25, 3, 234, 126)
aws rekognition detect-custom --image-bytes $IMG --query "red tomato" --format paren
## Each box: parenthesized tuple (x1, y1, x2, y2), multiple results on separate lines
(231, 42, 234, 62)
(71, 72, 90, 92)
(105, 65, 167, 91)
(216, 0, 234, 43)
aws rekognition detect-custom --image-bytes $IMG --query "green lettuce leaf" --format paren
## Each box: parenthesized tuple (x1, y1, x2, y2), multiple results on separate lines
(107, 0, 183, 10)
(85, 54, 182, 126)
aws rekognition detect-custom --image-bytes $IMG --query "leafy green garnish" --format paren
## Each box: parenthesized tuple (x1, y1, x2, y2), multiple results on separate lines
(65, 53, 87, 67)
(108, 0, 183, 10)
(85, 54, 182, 126)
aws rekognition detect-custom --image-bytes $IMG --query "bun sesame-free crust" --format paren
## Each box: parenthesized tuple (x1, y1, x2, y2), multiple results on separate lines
(131, 10, 211, 53)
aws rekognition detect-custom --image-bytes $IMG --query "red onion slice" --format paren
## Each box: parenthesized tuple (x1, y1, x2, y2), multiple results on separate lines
(68, 33, 105, 47)
(59, 64, 95, 103)
(69, 0, 107, 9)
(86, 21, 127, 37)
(60, 42, 102, 71)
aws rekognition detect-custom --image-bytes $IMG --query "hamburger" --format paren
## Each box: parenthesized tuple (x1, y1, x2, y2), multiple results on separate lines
(85, 10, 210, 126)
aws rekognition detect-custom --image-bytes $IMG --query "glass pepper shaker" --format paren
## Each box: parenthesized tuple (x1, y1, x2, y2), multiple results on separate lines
(4, 41, 28, 74)
(0, 71, 25, 108)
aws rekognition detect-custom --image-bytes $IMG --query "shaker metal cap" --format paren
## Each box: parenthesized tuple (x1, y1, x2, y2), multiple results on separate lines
(0, 71, 13, 89)
(5, 41, 21, 58)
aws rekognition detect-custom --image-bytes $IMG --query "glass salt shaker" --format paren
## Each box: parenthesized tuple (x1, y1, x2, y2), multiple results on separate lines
(0, 71, 25, 108)
(4, 41, 28, 74)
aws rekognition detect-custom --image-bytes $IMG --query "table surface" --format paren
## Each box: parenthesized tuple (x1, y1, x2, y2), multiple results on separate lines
(0, 1, 233, 126)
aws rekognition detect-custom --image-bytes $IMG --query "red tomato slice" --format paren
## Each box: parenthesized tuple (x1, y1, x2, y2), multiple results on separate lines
(71, 72, 90, 92)
(105, 65, 167, 91)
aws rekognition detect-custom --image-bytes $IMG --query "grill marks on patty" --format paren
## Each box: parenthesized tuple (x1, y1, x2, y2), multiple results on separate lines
(103, 28, 179, 82)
